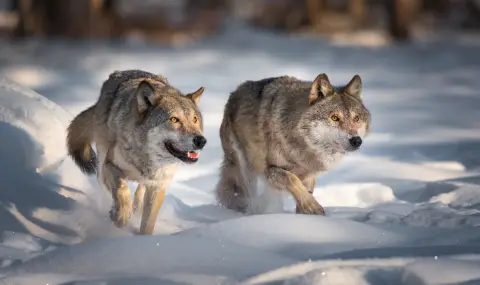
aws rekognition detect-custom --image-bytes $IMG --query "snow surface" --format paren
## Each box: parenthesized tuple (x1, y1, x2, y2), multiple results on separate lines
(0, 25, 479, 284)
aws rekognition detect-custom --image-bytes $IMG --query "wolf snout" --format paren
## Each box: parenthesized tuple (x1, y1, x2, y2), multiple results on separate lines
(193, 135, 207, 149)
(349, 136, 362, 149)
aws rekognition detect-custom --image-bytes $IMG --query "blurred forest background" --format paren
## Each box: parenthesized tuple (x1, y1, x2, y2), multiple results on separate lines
(0, 0, 478, 46)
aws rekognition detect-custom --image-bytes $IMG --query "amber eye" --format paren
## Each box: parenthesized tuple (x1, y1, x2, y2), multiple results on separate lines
(330, 115, 339, 122)
(170, 117, 179, 123)
(193, 116, 198, 123)
(353, 116, 360, 122)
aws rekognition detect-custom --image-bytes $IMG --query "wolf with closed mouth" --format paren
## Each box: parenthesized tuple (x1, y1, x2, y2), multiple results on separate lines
(215, 73, 371, 215)
(66, 69, 207, 235)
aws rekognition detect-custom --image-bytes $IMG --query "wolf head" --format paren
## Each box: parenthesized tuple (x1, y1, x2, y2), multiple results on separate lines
(299, 73, 371, 156)
(134, 80, 206, 167)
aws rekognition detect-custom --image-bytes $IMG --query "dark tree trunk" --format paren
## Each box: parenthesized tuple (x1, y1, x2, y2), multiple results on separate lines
(14, 0, 117, 38)
(386, 0, 420, 41)
(349, 0, 366, 29)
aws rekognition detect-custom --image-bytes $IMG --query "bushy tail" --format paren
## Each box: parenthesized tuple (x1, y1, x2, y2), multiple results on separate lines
(66, 105, 97, 175)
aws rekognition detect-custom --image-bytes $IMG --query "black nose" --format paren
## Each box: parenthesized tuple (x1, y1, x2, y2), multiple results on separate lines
(193, 135, 207, 149)
(349, 136, 362, 149)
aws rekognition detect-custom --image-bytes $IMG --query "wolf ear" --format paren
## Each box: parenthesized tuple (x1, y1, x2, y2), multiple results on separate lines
(136, 80, 156, 113)
(310, 73, 333, 105)
(345, 75, 362, 98)
(186, 87, 205, 105)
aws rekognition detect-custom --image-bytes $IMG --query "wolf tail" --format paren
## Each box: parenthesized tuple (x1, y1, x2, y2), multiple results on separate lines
(66, 105, 97, 175)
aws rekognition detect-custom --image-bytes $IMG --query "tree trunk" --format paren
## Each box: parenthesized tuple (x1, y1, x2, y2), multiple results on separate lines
(349, 0, 366, 29)
(15, 0, 117, 37)
(306, 0, 324, 26)
(386, 0, 420, 41)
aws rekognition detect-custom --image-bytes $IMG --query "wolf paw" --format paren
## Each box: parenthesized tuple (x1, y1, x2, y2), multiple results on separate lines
(109, 205, 132, 228)
(296, 198, 325, 216)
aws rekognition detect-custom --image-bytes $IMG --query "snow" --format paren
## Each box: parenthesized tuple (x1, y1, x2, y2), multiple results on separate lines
(0, 25, 479, 284)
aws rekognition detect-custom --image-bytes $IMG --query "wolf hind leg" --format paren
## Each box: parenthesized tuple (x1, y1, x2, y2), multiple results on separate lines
(139, 185, 166, 235)
(215, 159, 249, 213)
(98, 157, 132, 228)
(217, 116, 255, 213)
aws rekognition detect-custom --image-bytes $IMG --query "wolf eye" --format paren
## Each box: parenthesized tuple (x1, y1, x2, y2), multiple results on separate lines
(193, 116, 198, 123)
(353, 116, 360, 122)
(330, 115, 339, 122)
(170, 117, 179, 123)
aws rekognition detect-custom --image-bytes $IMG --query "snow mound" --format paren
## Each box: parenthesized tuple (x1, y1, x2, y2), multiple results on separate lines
(244, 255, 480, 285)
(0, 234, 297, 285)
(0, 77, 71, 170)
(0, 77, 103, 244)
(315, 183, 396, 208)
(2, 214, 480, 285)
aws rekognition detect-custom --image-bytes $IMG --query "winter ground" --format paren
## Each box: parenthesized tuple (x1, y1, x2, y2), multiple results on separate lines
(0, 26, 479, 284)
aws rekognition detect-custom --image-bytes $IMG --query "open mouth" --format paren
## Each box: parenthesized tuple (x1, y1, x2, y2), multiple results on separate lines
(165, 141, 199, 164)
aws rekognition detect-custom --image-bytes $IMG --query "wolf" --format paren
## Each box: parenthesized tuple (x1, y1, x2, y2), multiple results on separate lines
(66, 69, 207, 235)
(215, 73, 370, 215)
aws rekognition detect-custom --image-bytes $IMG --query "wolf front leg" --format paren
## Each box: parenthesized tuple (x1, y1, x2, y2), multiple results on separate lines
(302, 177, 316, 194)
(139, 185, 166, 235)
(265, 167, 325, 215)
(297, 177, 318, 214)
(99, 160, 133, 228)
(132, 184, 146, 215)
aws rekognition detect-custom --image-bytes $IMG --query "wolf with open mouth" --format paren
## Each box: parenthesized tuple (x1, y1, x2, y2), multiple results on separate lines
(66, 69, 207, 235)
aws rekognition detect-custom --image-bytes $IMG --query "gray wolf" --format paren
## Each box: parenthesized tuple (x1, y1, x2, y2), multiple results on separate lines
(66, 69, 206, 235)
(215, 73, 370, 215)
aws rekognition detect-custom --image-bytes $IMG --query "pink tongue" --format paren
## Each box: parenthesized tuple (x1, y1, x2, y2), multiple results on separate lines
(187, 152, 199, 159)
